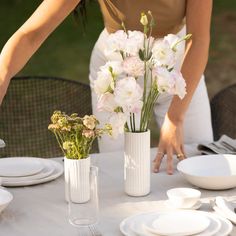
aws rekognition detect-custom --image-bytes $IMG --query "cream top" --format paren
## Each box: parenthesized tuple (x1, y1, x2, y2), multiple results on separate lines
(98, 0, 186, 38)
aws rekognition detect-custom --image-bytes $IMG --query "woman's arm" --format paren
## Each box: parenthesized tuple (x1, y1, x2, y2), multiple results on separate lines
(153, 0, 213, 174)
(0, 0, 80, 104)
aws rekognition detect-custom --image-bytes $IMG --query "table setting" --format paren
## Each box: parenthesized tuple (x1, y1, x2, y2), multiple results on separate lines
(1, 147, 236, 236)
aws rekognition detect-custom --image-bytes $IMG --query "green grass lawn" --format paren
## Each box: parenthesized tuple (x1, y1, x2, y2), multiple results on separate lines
(1, 0, 236, 146)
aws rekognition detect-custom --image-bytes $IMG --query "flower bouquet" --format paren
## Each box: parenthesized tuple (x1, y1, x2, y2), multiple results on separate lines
(48, 111, 110, 202)
(94, 11, 190, 136)
(93, 12, 191, 196)
(48, 111, 109, 159)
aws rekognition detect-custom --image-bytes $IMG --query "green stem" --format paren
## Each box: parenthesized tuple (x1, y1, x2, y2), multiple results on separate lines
(132, 113, 136, 132)
(129, 114, 133, 132)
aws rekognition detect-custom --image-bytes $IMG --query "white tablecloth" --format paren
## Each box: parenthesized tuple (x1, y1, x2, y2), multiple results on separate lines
(1, 147, 236, 236)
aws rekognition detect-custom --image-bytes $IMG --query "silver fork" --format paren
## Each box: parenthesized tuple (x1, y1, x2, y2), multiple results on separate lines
(89, 225, 103, 236)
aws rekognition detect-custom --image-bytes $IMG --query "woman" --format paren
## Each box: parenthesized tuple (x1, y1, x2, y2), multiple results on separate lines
(0, 0, 213, 174)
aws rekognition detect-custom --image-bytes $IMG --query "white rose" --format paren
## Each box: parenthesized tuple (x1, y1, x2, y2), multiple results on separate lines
(94, 71, 114, 95)
(114, 77, 143, 113)
(122, 56, 144, 77)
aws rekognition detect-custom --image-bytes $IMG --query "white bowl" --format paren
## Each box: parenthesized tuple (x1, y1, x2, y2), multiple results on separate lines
(177, 154, 236, 190)
(0, 188, 13, 214)
(167, 187, 201, 208)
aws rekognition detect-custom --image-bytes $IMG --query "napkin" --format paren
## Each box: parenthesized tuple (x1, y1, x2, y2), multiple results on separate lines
(213, 196, 236, 224)
(0, 139, 5, 148)
(198, 135, 236, 155)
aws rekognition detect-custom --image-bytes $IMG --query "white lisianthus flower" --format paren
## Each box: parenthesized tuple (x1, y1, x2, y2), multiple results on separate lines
(152, 39, 176, 68)
(105, 30, 127, 55)
(170, 70, 186, 99)
(114, 77, 143, 113)
(164, 34, 181, 50)
(94, 71, 114, 96)
(125, 30, 144, 56)
(127, 100, 143, 114)
(164, 34, 184, 67)
(97, 93, 118, 112)
(153, 66, 175, 93)
(109, 112, 127, 138)
(122, 56, 145, 77)
(100, 61, 123, 76)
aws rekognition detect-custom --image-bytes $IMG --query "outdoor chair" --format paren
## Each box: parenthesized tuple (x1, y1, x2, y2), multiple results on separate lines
(211, 83, 236, 140)
(0, 76, 99, 158)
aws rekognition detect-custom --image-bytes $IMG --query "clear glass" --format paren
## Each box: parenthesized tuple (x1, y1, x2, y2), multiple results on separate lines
(68, 166, 99, 227)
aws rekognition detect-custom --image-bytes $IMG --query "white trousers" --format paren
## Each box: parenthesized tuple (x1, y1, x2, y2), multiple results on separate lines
(89, 27, 213, 153)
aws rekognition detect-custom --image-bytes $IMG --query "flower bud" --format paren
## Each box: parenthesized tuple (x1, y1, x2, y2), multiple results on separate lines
(140, 13, 148, 26)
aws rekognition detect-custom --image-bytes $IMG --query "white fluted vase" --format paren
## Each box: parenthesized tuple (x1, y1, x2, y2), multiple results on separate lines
(124, 130, 151, 196)
(64, 156, 90, 203)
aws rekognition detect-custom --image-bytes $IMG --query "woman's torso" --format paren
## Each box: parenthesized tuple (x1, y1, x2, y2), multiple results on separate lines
(98, 0, 186, 38)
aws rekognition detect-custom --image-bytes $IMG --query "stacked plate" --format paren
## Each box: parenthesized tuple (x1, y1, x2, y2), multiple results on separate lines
(0, 157, 63, 187)
(120, 210, 233, 236)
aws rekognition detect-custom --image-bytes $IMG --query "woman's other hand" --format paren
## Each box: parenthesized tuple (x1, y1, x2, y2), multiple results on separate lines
(153, 114, 186, 175)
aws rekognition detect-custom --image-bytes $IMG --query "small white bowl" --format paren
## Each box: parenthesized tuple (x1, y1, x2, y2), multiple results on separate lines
(167, 187, 201, 209)
(0, 188, 13, 214)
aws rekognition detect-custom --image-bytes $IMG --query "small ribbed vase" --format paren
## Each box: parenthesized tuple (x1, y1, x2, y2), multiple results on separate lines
(124, 130, 151, 196)
(64, 156, 90, 203)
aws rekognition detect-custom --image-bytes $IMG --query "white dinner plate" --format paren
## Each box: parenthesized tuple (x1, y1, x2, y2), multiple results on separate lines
(148, 211, 221, 236)
(120, 210, 224, 236)
(2, 159, 63, 187)
(1, 158, 55, 184)
(0, 157, 44, 177)
(213, 213, 233, 236)
(146, 211, 210, 236)
(120, 212, 154, 236)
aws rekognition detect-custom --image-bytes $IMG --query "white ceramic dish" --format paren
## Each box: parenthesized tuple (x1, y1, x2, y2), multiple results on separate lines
(177, 154, 236, 190)
(167, 187, 201, 208)
(120, 210, 224, 236)
(0, 188, 13, 214)
(2, 159, 63, 187)
(0, 157, 43, 177)
(1, 158, 55, 184)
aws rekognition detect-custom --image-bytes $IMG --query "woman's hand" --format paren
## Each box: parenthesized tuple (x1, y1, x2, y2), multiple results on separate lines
(153, 114, 186, 175)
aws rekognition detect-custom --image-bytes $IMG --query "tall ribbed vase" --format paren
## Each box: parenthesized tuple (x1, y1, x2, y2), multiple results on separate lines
(124, 130, 151, 196)
(64, 156, 90, 203)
